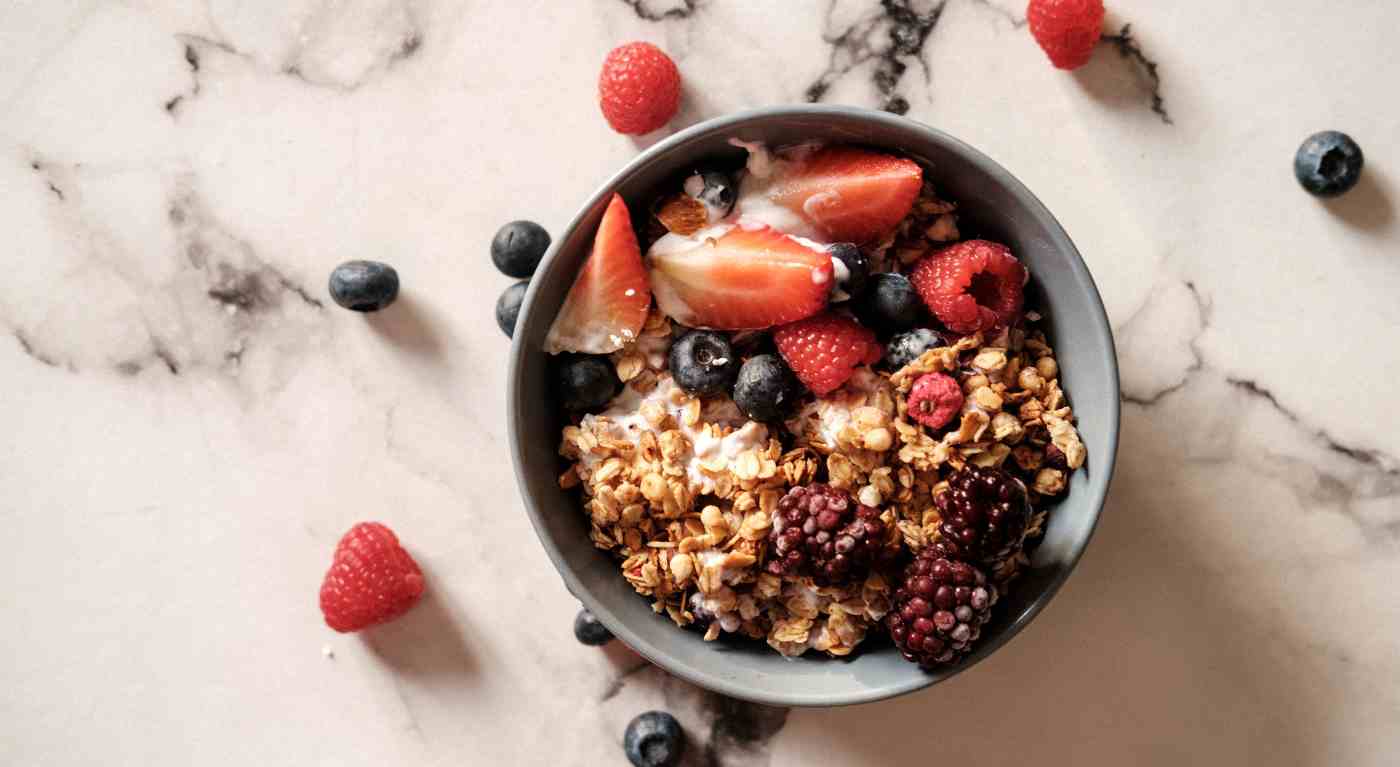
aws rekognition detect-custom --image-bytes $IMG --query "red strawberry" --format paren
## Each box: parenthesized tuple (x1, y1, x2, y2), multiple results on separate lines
(773, 312, 882, 396)
(1027, 0, 1104, 70)
(910, 240, 1026, 335)
(598, 42, 682, 135)
(319, 522, 425, 633)
(648, 225, 833, 330)
(742, 146, 922, 244)
(545, 193, 651, 354)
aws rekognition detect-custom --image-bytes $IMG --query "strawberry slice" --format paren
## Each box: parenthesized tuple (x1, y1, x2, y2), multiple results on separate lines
(648, 225, 833, 330)
(740, 146, 922, 244)
(544, 193, 651, 354)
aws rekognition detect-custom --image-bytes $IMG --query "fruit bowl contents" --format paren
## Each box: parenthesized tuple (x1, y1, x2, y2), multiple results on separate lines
(545, 141, 1087, 669)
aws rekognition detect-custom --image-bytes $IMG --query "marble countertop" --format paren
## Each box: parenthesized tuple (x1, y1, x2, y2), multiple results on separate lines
(3, 1, 1397, 764)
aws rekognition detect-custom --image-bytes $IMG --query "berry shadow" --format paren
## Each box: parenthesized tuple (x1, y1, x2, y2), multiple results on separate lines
(1321, 166, 1395, 235)
(364, 575, 478, 680)
(364, 292, 448, 361)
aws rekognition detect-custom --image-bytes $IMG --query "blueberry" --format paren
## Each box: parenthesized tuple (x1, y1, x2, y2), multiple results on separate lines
(827, 243, 869, 300)
(884, 328, 947, 370)
(491, 220, 551, 278)
(557, 354, 620, 412)
(733, 354, 797, 422)
(1294, 131, 1364, 197)
(496, 280, 528, 338)
(851, 272, 922, 336)
(573, 608, 613, 646)
(683, 170, 735, 219)
(623, 711, 684, 767)
(328, 260, 399, 312)
(668, 330, 738, 397)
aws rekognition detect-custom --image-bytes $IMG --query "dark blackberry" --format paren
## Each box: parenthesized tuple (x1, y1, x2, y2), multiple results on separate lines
(766, 484, 888, 586)
(932, 466, 1030, 570)
(885, 552, 994, 668)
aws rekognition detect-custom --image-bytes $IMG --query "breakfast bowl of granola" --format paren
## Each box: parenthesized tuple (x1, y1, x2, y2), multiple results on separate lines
(507, 105, 1119, 706)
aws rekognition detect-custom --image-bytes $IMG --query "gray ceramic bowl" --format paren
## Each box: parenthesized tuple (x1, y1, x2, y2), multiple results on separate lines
(508, 105, 1120, 707)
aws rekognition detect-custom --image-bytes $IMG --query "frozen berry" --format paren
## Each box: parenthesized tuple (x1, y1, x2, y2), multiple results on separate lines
(733, 353, 797, 422)
(886, 552, 994, 668)
(910, 240, 1025, 334)
(767, 484, 889, 586)
(828, 243, 869, 301)
(669, 330, 738, 397)
(573, 608, 613, 646)
(328, 260, 400, 312)
(319, 522, 425, 633)
(884, 328, 947, 370)
(906, 372, 963, 430)
(851, 272, 922, 336)
(599, 42, 682, 136)
(491, 220, 551, 278)
(557, 354, 620, 412)
(683, 169, 735, 220)
(1027, 0, 1105, 70)
(624, 711, 685, 767)
(496, 280, 528, 338)
(773, 312, 882, 396)
(1294, 131, 1364, 197)
(932, 466, 1031, 570)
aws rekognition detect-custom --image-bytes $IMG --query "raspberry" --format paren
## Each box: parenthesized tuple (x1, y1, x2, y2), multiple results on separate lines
(910, 240, 1026, 335)
(1027, 0, 1105, 70)
(773, 312, 883, 396)
(766, 484, 889, 586)
(932, 466, 1031, 571)
(885, 552, 995, 668)
(319, 522, 425, 633)
(906, 372, 963, 429)
(598, 42, 682, 135)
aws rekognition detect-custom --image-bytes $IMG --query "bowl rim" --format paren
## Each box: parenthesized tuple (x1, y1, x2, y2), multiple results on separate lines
(507, 104, 1121, 707)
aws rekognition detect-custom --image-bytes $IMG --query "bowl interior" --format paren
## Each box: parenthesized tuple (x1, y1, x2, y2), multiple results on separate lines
(508, 107, 1120, 707)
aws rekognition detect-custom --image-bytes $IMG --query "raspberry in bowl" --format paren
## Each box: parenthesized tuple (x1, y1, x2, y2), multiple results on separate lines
(508, 106, 1119, 707)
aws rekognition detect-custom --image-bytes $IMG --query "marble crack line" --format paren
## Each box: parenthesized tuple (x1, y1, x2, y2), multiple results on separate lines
(1100, 23, 1172, 125)
(600, 660, 651, 702)
(1227, 378, 1400, 475)
(28, 160, 66, 201)
(1119, 280, 1209, 406)
(620, 0, 701, 21)
(12, 328, 68, 370)
(805, 0, 949, 115)
(164, 42, 203, 115)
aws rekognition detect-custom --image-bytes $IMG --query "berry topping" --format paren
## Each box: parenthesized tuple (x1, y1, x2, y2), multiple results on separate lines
(545, 193, 651, 354)
(319, 522, 424, 633)
(851, 272, 924, 336)
(624, 711, 685, 767)
(910, 240, 1026, 334)
(740, 146, 923, 244)
(684, 170, 736, 220)
(932, 466, 1031, 570)
(884, 328, 947, 370)
(733, 353, 798, 422)
(556, 354, 621, 412)
(773, 312, 882, 396)
(496, 280, 528, 338)
(490, 220, 551, 278)
(573, 608, 614, 646)
(1295, 131, 1365, 197)
(668, 330, 738, 397)
(599, 42, 681, 136)
(906, 372, 964, 430)
(1027, 0, 1105, 70)
(827, 243, 869, 301)
(648, 225, 833, 330)
(886, 553, 994, 668)
(766, 484, 889, 586)
(328, 260, 399, 312)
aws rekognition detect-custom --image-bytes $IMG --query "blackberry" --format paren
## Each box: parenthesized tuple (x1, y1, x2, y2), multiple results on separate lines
(932, 466, 1030, 570)
(766, 484, 887, 586)
(885, 553, 994, 668)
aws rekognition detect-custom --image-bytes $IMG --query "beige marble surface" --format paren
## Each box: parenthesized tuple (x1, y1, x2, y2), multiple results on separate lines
(2, 1, 1398, 764)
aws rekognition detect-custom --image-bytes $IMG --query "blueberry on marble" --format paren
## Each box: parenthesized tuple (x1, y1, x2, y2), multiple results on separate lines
(496, 280, 528, 338)
(827, 243, 869, 300)
(884, 328, 947, 370)
(328, 260, 399, 312)
(669, 330, 738, 397)
(573, 608, 613, 646)
(1294, 131, 1364, 197)
(683, 170, 735, 219)
(623, 711, 685, 767)
(851, 272, 921, 336)
(557, 354, 620, 413)
(491, 220, 551, 278)
(732, 354, 797, 422)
